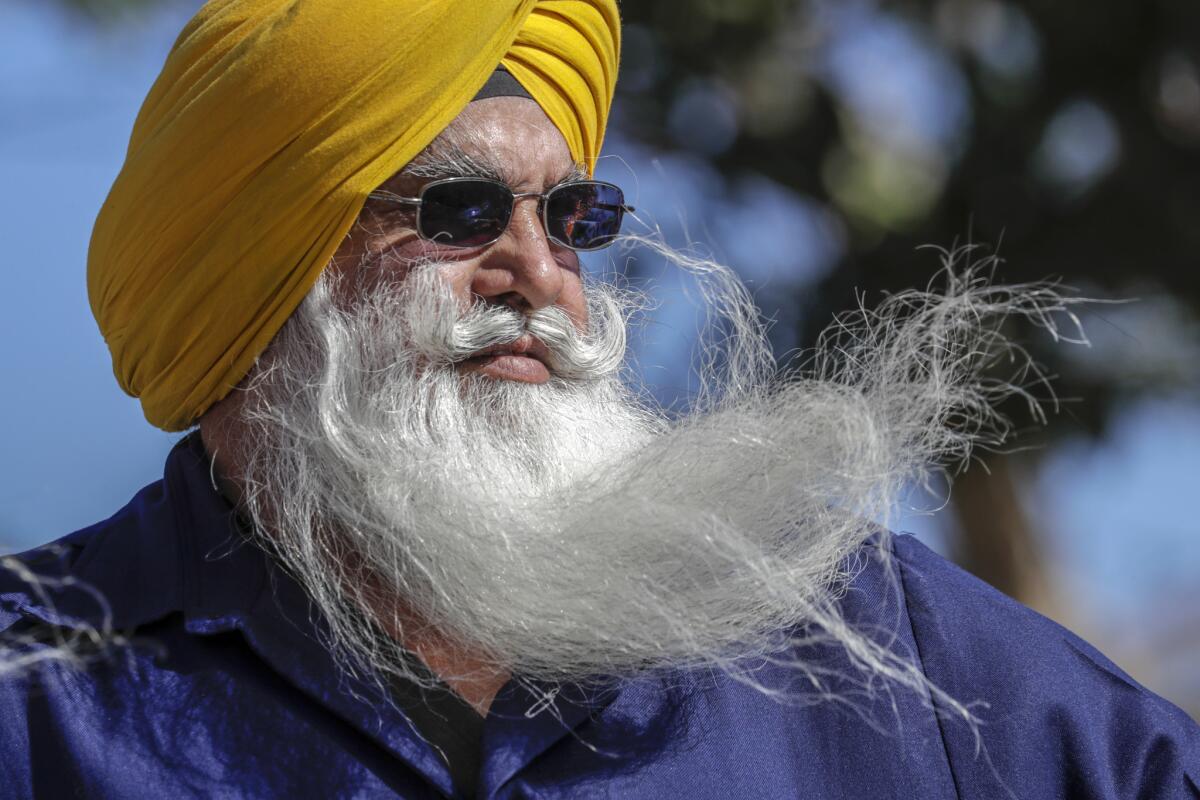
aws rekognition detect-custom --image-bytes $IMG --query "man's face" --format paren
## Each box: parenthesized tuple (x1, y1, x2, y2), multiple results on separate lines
(329, 96, 590, 385)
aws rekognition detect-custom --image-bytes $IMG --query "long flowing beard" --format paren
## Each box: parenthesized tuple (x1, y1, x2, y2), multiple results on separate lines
(233, 246, 1081, 718)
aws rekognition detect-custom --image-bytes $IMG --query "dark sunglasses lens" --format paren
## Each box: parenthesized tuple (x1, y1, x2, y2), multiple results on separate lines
(545, 182, 625, 250)
(419, 180, 512, 247)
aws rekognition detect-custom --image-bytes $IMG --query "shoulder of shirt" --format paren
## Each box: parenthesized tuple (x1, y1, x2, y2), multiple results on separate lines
(0, 479, 171, 637)
(887, 532, 1200, 790)
(889, 532, 1192, 713)
(890, 533, 1147, 695)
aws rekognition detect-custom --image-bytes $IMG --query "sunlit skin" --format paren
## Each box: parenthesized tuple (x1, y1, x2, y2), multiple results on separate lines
(328, 96, 590, 384)
(201, 97, 591, 715)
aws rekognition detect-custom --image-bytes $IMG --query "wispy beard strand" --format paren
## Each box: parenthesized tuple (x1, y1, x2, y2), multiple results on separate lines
(233, 245, 1084, 724)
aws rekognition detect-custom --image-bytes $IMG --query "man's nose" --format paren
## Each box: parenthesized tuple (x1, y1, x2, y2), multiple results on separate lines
(469, 198, 564, 312)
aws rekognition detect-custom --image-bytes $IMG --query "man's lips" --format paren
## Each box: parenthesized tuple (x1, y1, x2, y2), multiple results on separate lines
(458, 334, 552, 384)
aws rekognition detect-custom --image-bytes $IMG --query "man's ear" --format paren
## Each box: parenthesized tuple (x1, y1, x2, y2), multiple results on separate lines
(197, 385, 252, 508)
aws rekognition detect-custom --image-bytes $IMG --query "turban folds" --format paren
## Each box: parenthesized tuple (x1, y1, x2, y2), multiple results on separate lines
(88, 0, 620, 431)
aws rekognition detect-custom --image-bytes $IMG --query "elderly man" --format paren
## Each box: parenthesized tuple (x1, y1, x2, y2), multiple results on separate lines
(1, 1, 1197, 798)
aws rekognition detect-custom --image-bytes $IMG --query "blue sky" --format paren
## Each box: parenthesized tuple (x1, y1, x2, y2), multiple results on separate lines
(2, 0, 1196, 711)
(0, 2, 188, 545)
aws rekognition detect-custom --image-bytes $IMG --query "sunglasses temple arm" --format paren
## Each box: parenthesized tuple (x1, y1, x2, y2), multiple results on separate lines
(366, 190, 422, 206)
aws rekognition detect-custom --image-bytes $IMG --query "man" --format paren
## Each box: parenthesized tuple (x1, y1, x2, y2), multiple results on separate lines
(1, 1, 1197, 798)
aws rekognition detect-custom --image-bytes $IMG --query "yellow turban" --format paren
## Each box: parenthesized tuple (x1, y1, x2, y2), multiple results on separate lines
(88, 0, 620, 431)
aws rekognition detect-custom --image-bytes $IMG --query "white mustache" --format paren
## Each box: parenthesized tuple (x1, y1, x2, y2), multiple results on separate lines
(394, 267, 628, 380)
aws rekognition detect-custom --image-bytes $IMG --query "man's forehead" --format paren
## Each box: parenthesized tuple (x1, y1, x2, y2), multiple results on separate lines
(383, 97, 584, 191)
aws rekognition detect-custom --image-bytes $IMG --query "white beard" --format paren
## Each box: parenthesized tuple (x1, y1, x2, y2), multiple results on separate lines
(232, 245, 1079, 713)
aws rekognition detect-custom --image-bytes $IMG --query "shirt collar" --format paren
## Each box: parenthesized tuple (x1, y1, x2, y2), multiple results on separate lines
(163, 435, 467, 791)
(1, 433, 626, 797)
(102, 433, 617, 795)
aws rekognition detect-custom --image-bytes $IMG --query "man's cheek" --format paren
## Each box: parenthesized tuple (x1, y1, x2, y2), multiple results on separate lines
(435, 263, 482, 309)
(558, 277, 590, 331)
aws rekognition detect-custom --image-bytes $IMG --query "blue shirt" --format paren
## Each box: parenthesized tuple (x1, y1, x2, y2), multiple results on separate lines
(1, 435, 1197, 799)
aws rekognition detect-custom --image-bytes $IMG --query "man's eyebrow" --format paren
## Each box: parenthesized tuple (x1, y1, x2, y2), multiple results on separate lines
(561, 164, 590, 183)
(399, 141, 589, 187)
(400, 142, 506, 183)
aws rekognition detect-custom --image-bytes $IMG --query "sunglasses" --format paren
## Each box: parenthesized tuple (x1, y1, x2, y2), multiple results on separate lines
(367, 177, 633, 252)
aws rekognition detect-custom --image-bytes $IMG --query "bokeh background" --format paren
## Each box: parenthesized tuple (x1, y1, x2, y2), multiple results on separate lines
(2, 0, 1197, 720)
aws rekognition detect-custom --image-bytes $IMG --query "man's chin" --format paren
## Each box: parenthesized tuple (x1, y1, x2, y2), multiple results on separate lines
(456, 354, 551, 384)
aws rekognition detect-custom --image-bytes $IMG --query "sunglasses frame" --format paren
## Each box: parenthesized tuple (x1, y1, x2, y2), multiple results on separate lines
(367, 176, 634, 252)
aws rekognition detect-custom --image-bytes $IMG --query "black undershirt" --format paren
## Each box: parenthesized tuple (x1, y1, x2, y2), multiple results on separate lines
(390, 653, 487, 800)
